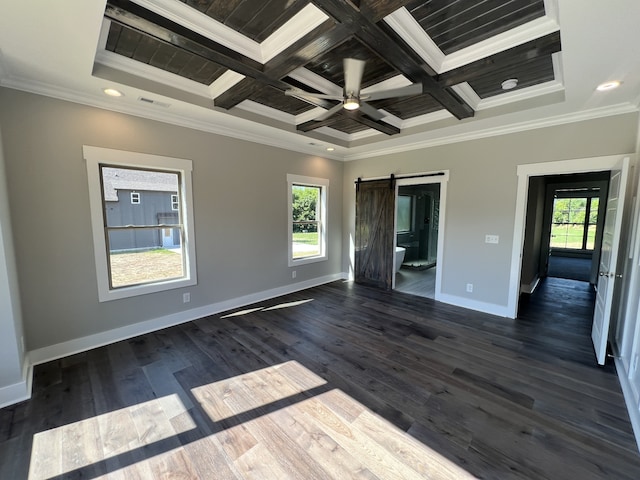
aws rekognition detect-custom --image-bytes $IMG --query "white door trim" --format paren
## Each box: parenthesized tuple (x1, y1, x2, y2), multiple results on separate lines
(508, 154, 632, 319)
(393, 171, 449, 301)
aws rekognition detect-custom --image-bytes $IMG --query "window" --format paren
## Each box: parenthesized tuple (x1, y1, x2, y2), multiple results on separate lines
(550, 193, 600, 250)
(396, 195, 413, 232)
(287, 174, 328, 266)
(84, 146, 197, 301)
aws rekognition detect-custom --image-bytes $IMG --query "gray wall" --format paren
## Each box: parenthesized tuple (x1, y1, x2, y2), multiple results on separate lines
(0, 88, 344, 351)
(343, 113, 638, 310)
(0, 127, 25, 388)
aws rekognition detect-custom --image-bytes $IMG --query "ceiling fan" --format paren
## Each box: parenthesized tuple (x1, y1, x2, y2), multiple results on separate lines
(284, 58, 424, 121)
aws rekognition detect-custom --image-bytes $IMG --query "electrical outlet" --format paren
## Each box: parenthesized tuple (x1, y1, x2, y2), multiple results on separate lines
(466, 283, 473, 293)
(183, 292, 191, 303)
(292, 270, 297, 279)
(485, 234, 499, 244)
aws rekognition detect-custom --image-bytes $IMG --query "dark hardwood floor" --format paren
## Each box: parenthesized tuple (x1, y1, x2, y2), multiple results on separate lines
(1, 278, 639, 479)
(394, 266, 436, 299)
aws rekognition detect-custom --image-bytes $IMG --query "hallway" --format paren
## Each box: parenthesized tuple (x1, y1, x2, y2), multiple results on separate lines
(517, 276, 600, 367)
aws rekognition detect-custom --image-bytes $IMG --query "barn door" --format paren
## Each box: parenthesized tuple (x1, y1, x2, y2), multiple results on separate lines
(355, 178, 396, 290)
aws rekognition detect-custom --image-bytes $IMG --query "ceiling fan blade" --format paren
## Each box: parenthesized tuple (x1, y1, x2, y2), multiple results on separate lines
(363, 83, 423, 101)
(358, 102, 385, 121)
(314, 102, 344, 121)
(285, 89, 342, 100)
(343, 58, 365, 95)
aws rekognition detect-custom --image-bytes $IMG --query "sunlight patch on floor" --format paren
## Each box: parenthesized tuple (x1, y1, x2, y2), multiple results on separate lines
(220, 299, 314, 318)
(28, 394, 193, 479)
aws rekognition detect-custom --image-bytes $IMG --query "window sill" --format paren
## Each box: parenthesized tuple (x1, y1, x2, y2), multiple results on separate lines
(289, 255, 327, 267)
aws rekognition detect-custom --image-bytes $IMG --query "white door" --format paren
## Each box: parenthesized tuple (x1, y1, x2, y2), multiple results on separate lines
(162, 227, 175, 248)
(592, 157, 630, 365)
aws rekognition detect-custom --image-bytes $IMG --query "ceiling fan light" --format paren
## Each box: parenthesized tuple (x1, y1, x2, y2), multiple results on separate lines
(343, 94, 360, 110)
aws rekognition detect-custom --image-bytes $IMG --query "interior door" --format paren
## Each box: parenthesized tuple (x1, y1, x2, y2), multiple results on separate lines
(355, 179, 396, 290)
(592, 157, 630, 365)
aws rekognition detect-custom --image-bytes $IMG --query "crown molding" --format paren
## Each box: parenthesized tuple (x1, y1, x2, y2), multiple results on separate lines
(440, 14, 560, 73)
(134, 0, 262, 61)
(385, 1, 560, 74)
(0, 74, 344, 160)
(95, 50, 211, 98)
(2, 69, 635, 164)
(209, 71, 245, 99)
(133, 0, 327, 64)
(260, 4, 329, 62)
(343, 103, 639, 161)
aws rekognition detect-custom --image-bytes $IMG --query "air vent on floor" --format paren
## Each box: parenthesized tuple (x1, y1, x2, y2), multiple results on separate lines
(138, 96, 171, 108)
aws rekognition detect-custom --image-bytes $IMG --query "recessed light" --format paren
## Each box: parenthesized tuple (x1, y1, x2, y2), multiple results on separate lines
(326, 147, 335, 152)
(596, 81, 621, 91)
(501, 78, 518, 90)
(103, 88, 124, 97)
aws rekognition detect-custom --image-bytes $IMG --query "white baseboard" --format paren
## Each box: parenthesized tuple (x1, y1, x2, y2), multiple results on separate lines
(614, 357, 640, 452)
(436, 293, 510, 318)
(29, 272, 347, 367)
(520, 276, 540, 294)
(0, 359, 32, 409)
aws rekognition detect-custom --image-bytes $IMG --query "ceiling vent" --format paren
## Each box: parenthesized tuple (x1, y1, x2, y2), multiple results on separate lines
(138, 96, 170, 108)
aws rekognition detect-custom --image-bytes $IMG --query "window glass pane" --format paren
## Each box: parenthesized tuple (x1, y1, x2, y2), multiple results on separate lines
(108, 228, 183, 288)
(397, 195, 412, 232)
(550, 197, 587, 249)
(292, 184, 321, 259)
(292, 223, 320, 258)
(292, 185, 319, 222)
(102, 167, 180, 227)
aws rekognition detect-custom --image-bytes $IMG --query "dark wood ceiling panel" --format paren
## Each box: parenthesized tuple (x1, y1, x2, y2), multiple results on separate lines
(361, 0, 415, 22)
(409, 0, 546, 54)
(248, 85, 317, 115)
(468, 54, 554, 99)
(106, 23, 228, 85)
(103, 0, 561, 137)
(369, 93, 441, 119)
(304, 38, 398, 89)
(180, 0, 309, 43)
(325, 114, 372, 134)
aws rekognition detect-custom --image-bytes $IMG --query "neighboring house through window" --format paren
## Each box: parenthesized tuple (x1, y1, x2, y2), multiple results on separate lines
(84, 146, 197, 301)
(287, 174, 328, 266)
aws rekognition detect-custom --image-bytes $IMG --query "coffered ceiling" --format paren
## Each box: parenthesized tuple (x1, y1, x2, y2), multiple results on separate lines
(0, 1, 639, 159)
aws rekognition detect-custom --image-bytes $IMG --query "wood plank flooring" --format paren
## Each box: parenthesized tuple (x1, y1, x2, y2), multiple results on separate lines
(394, 266, 436, 298)
(1, 278, 639, 479)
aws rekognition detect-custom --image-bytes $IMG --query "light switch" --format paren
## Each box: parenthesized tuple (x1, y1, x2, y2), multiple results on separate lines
(485, 234, 499, 244)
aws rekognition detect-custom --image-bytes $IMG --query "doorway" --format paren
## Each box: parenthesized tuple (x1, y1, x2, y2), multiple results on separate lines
(520, 171, 609, 295)
(393, 177, 445, 300)
(510, 155, 631, 366)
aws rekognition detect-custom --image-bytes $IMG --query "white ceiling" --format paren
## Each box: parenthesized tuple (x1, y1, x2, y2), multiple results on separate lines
(0, 0, 639, 161)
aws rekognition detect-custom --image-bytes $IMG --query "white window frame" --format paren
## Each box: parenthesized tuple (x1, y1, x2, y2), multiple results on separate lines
(131, 192, 140, 204)
(287, 174, 329, 267)
(84, 145, 197, 302)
